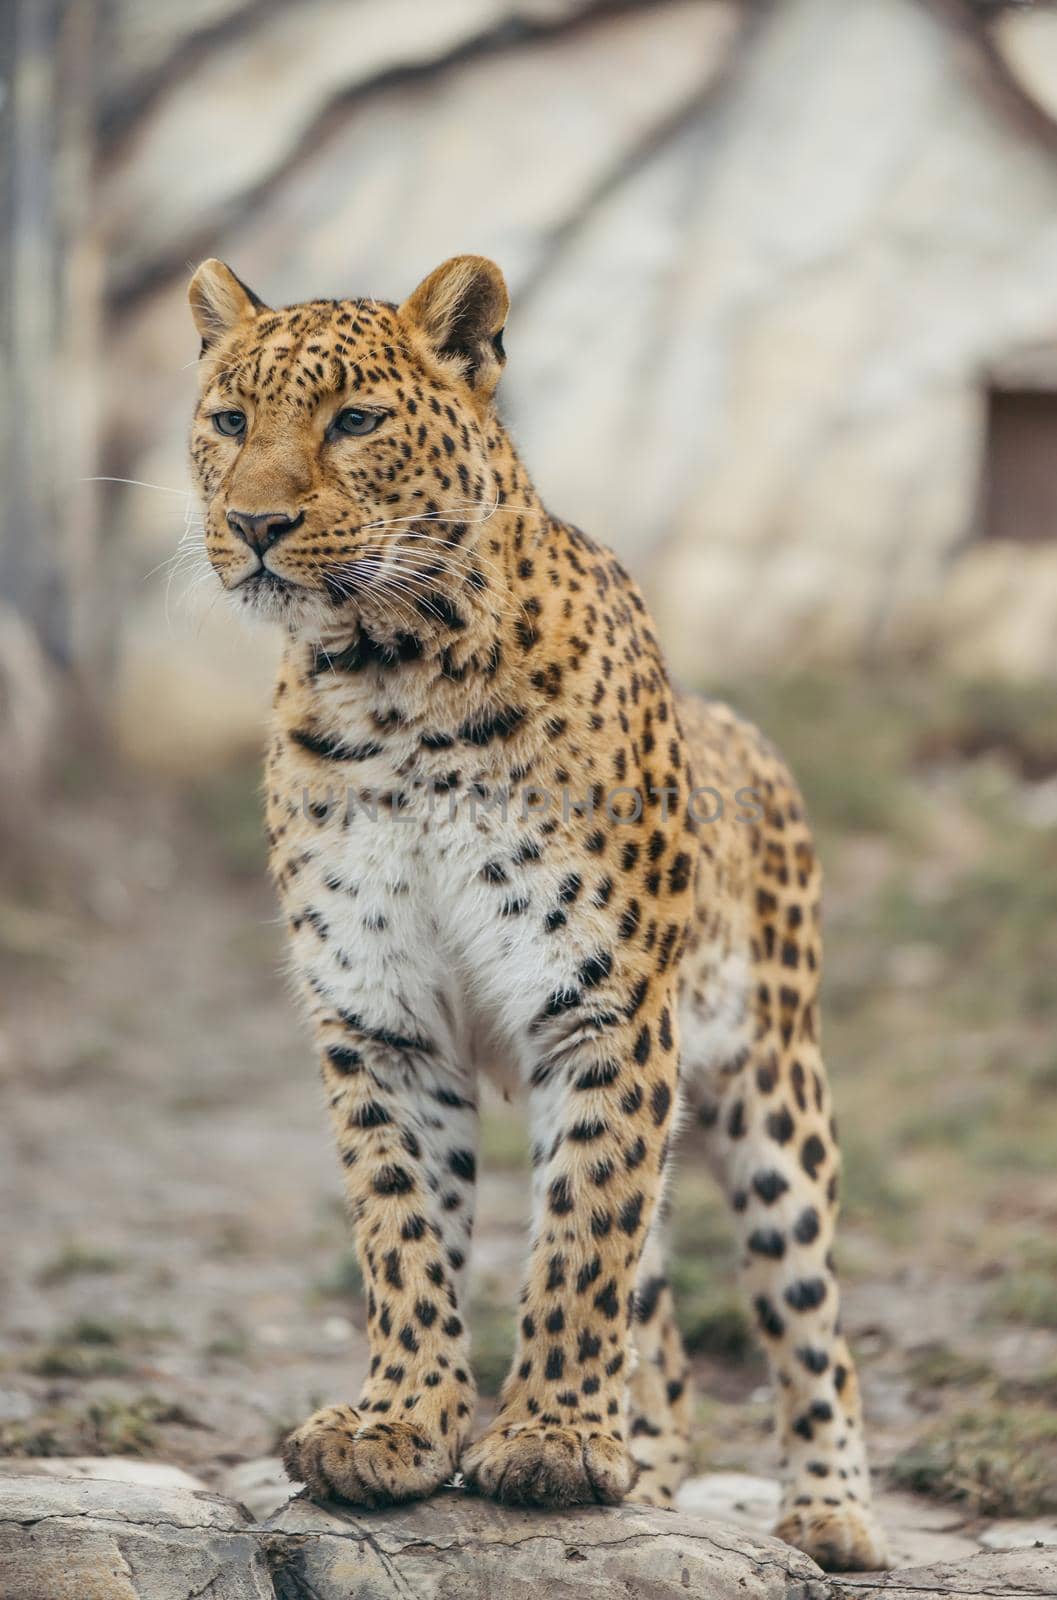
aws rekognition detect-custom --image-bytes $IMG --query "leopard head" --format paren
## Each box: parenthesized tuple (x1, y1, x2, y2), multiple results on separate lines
(186, 256, 509, 634)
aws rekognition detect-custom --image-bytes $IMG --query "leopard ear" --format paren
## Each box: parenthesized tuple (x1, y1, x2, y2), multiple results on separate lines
(400, 255, 509, 397)
(188, 260, 266, 354)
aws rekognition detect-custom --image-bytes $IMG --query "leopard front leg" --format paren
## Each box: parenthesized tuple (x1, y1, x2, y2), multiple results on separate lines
(283, 1015, 478, 1508)
(463, 980, 680, 1508)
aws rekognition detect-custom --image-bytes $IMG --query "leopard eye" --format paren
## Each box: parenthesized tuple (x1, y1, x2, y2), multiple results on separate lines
(212, 410, 246, 437)
(334, 408, 382, 437)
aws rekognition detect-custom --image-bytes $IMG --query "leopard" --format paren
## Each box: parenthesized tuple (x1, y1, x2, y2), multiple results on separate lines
(185, 252, 889, 1572)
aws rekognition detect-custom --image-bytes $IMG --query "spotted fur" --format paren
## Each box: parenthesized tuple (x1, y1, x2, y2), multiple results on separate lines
(185, 255, 888, 1572)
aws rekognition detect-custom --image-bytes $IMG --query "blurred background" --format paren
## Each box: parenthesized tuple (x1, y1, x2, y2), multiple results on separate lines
(1, 0, 1056, 1547)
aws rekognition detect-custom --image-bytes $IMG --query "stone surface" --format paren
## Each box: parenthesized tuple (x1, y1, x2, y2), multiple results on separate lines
(828, 1548, 1057, 1599)
(0, 1474, 274, 1600)
(265, 1486, 826, 1599)
(979, 1521, 1057, 1553)
(0, 1455, 206, 1490)
(219, 1455, 298, 1522)
(3, 1470, 1056, 1599)
(678, 1469, 780, 1528)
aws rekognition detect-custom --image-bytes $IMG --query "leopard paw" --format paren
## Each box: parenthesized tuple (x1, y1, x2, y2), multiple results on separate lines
(775, 1499, 889, 1572)
(462, 1421, 633, 1508)
(282, 1404, 449, 1508)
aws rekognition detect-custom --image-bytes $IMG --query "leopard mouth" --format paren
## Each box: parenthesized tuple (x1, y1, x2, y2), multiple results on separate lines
(245, 568, 298, 593)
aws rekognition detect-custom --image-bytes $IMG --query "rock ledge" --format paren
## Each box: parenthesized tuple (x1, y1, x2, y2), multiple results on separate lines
(2, 1471, 1055, 1600)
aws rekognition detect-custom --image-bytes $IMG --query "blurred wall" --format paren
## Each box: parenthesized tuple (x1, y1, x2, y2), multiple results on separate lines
(12, 0, 1057, 771)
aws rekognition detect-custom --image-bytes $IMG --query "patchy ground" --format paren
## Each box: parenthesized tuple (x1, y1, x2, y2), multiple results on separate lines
(1, 673, 1056, 1543)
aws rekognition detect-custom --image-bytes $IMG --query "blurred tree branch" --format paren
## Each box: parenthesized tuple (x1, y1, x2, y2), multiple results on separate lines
(1, 0, 104, 765)
(106, 0, 716, 315)
(514, 1, 767, 316)
(929, 0, 1057, 157)
(98, 0, 287, 157)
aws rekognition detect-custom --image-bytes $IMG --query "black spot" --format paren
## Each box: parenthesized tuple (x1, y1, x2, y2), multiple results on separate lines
(625, 976, 649, 1017)
(756, 1057, 777, 1093)
(543, 987, 581, 1019)
(545, 1348, 565, 1381)
(373, 1165, 413, 1195)
(549, 1176, 574, 1215)
(578, 951, 613, 989)
(752, 1169, 790, 1205)
(575, 1256, 602, 1294)
(568, 1119, 606, 1143)
(784, 1278, 828, 1312)
(559, 874, 582, 905)
(796, 1347, 829, 1374)
(635, 1275, 666, 1324)
(594, 1279, 620, 1319)
(618, 1193, 644, 1235)
(460, 705, 526, 745)
(748, 1228, 786, 1259)
(667, 852, 692, 893)
(754, 1295, 785, 1339)
(650, 1081, 672, 1126)
(794, 1206, 821, 1245)
(575, 1059, 620, 1090)
(767, 1106, 795, 1145)
(449, 1150, 476, 1182)
(290, 728, 384, 763)
(577, 1329, 602, 1360)
(350, 1107, 391, 1132)
(624, 1135, 647, 1170)
(801, 1135, 827, 1179)
(326, 1046, 361, 1074)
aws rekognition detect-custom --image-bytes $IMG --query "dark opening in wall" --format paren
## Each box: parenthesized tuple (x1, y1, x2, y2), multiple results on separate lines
(983, 388, 1057, 544)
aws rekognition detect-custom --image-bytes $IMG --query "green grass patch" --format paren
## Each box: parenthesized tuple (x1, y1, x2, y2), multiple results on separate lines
(986, 1238, 1057, 1330)
(37, 1243, 122, 1286)
(888, 1405, 1057, 1516)
(313, 1249, 364, 1301)
(480, 1109, 529, 1171)
(987, 1272, 1057, 1331)
(185, 763, 265, 879)
(904, 1341, 992, 1391)
(24, 1346, 131, 1379)
(468, 1277, 516, 1396)
(0, 1395, 201, 1459)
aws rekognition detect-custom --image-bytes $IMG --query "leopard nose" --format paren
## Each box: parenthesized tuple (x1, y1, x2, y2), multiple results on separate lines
(226, 508, 304, 554)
